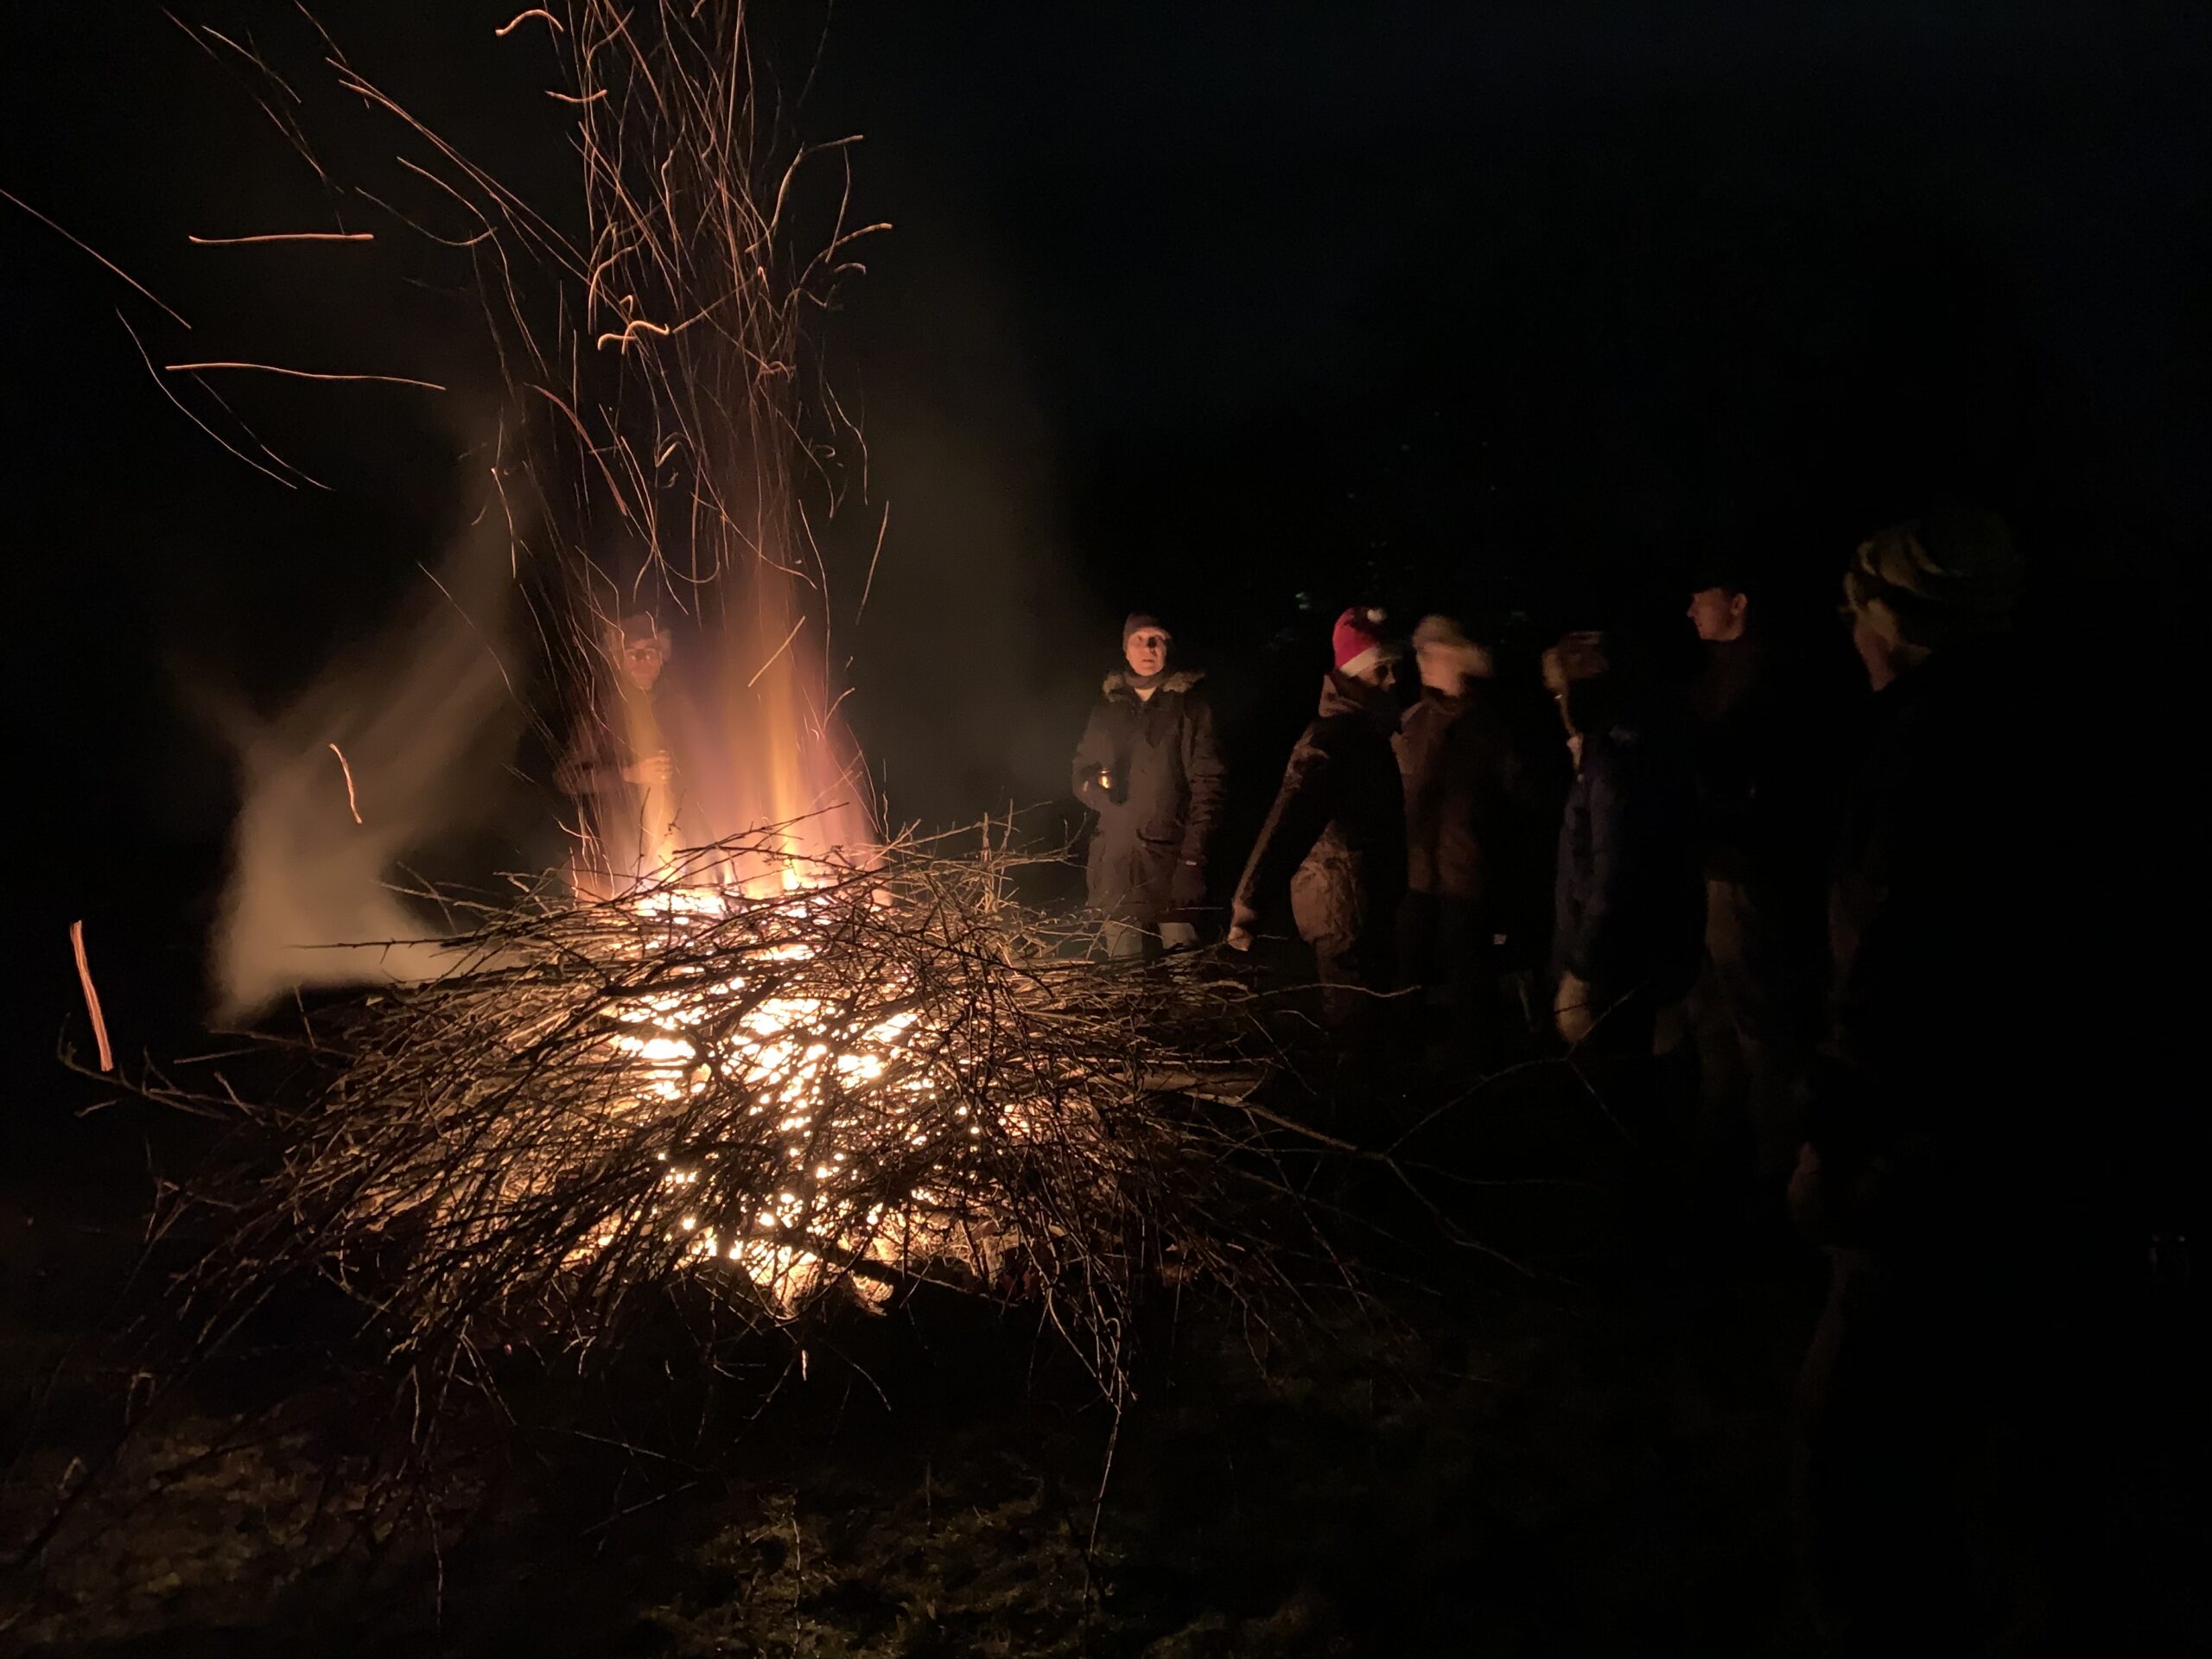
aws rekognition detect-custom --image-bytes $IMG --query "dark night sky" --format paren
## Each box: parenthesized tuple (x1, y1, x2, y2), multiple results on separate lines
(3, 2, 2204, 1086)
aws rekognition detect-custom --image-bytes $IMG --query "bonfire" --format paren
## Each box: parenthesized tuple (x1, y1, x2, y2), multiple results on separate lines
(157, 830, 1296, 1393)
(90, 3, 1337, 1428)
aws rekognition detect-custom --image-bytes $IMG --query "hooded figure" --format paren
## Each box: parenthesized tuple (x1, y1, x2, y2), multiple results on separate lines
(1230, 608, 1408, 1027)
(1071, 613, 1226, 957)
(1545, 631, 1705, 1053)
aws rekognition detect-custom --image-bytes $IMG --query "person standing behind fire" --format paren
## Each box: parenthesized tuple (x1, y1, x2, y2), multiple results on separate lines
(1545, 631, 1705, 1055)
(556, 613, 694, 897)
(1394, 614, 1548, 1061)
(1071, 613, 1226, 958)
(1228, 608, 1408, 1033)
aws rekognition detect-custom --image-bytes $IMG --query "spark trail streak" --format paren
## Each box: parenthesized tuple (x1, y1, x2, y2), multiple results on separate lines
(329, 742, 363, 823)
(163, 361, 445, 391)
(0, 187, 193, 330)
(188, 231, 374, 245)
(69, 921, 114, 1074)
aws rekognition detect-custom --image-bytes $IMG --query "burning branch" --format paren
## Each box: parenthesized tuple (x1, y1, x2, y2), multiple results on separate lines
(68, 920, 114, 1074)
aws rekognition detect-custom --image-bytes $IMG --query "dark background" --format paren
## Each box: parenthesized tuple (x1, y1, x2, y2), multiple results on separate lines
(3, 1, 2203, 1130)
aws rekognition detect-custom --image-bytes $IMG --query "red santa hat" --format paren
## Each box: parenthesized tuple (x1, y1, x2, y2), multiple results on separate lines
(1331, 607, 1398, 677)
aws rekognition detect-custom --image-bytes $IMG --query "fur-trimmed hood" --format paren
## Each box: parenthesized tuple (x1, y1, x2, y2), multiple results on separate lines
(1102, 668, 1205, 699)
(1071, 665, 1228, 921)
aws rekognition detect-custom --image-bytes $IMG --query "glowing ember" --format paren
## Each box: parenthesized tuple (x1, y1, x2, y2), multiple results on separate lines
(572, 874, 957, 1313)
(231, 834, 1163, 1342)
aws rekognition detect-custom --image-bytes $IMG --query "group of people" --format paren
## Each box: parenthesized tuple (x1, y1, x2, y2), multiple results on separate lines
(1076, 507, 2068, 1651)
(1072, 578, 1781, 1084)
(1074, 604, 1559, 1039)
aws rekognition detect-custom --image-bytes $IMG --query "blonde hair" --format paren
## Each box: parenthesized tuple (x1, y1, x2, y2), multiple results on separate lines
(1843, 511, 2021, 650)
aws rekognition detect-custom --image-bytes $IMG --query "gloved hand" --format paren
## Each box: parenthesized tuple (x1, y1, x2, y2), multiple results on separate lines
(1169, 858, 1206, 913)
(1554, 971, 1596, 1044)
(1787, 1141, 1825, 1235)
(1226, 901, 1261, 952)
(1094, 766, 1124, 804)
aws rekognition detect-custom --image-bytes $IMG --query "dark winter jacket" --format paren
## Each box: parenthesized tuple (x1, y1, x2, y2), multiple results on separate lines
(1233, 673, 1408, 950)
(1688, 637, 1832, 890)
(1798, 638, 2039, 1254)
(556, 679, 707, 880)
(1071, 670, 1226, 922)
(1395, 683, 1548, 938)
(1552, 721, 1705, 1009)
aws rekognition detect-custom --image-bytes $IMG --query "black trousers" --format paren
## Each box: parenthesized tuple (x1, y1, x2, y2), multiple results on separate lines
(1395, 891, 1501, 1060)
(1690, 875, 1821, 1198)
(1312, 930, 1392, 1033)
(1796, 1246, 2026, 1654)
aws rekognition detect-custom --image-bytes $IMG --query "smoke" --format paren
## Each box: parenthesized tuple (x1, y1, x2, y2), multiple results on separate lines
(211, 499, 529, 1021)
(839, 232, 1101, 831)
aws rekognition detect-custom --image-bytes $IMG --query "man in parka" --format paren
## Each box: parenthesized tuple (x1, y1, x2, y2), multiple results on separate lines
(1071, 613, 1226, 957)
(1228, 607, 1408, 1031)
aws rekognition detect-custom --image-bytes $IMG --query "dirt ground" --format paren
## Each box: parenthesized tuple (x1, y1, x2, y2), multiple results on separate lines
(1, 1052, 2197, 1656)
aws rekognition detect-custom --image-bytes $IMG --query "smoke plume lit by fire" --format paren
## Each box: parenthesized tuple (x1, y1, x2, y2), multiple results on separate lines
(212, 511, 524, 1020)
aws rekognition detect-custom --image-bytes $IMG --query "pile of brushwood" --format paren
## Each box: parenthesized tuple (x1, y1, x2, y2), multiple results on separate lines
(113, 832, 1384, 1478)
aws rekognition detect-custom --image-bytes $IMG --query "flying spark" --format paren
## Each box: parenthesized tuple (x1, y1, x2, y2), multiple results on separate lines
(68, 920, 114, 1073)
(188, 231, 375, 245)
(494, 8, 563, 36)
(163, 361, 445, 391)
(328, 742, 363, 823)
